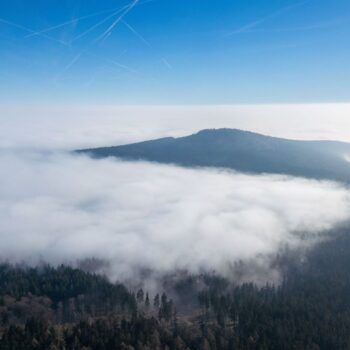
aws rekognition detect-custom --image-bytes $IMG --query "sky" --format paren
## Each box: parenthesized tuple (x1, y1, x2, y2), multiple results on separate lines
(1, 0, 350, 105)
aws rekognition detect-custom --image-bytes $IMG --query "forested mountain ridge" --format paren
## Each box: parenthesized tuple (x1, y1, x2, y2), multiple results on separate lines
(77, 128, 350, 182)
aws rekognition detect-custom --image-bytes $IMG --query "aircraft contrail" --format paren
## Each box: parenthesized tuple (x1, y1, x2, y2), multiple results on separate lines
(85, 49, 128, 86)
(121, 19, 172, 70)
(0, 0, 145, 78)
(25, 0, 153, 42)
(227, 0, 310, 36)
(67, 1, 140, 78)
(0, 17, 138, 77)
(94, 54, 139, 74)
(71, 8, 127, 43)
(93, 0, 140, 44)
(240, 18, 350, 34)
(161, 58, 172, 70)
(61, 53, 82, 75)
(53, 53, 83, 84)
(100, 31, 112, 45)
(0, 18, 70, 46)
(24, 7, 122, 38)
(122, 19, 152, 48)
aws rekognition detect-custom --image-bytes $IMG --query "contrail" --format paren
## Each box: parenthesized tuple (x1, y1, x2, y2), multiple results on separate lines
(53, 53, 82, 83)
(85, 50, 128, 86)
(71, 8, 127, 43)
(26, 0, 150, 42)
(0, 18, 69, 46)
(241, 18, 349, 34)
(93, 0, 140, 44)
(24, 7, 121, 38)
(121, 19, 172, 70)
(227, 0, 310, 36)
(161, 58, 172, 70)
(122, 19, 152, 48)
(0, 2, 143, 78)
(61, 53, 82, 75)
(94, 54, 139, 74)
(121, 18, 173, 70)
(55, 49, 138, 82)
(0, 17, 138, 77)
(100, 31, 112, 45)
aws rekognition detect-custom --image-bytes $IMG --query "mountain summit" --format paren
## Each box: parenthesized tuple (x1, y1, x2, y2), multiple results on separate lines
(77, 128, 350, 182)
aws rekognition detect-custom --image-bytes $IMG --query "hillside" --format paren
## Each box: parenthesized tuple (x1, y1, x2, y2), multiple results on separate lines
(77, 128, 350, 182)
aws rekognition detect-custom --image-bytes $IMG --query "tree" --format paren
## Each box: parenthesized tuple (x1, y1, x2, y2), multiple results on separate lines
(137, 288, 144, 303)
(145, 293, 150, 309)
(153, 294, 160, 309)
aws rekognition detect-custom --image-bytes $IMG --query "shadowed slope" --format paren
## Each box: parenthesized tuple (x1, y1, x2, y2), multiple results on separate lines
(77, 128, 350, 182)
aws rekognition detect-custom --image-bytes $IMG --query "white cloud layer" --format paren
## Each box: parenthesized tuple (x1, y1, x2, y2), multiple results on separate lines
(1, 151, 349, 283)
(2, 104, 350, 150)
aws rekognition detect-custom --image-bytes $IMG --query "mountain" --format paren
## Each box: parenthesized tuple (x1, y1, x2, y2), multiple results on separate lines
(76, 128, 350, 182)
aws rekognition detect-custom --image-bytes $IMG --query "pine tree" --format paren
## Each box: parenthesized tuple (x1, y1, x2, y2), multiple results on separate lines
(153, 293, 160, 309)
(145, 292, 150, 309)
(137, 288, 144, 303)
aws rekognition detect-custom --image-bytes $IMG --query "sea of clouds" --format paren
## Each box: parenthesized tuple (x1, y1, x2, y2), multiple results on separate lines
(1, 150, 350, 284)
(2, 104, 350, 284)
(2, 104, 350, 150)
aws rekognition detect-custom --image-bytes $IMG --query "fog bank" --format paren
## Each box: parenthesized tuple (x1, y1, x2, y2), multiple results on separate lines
(2, 104, 350, 150)
(1, 151, 349, 283)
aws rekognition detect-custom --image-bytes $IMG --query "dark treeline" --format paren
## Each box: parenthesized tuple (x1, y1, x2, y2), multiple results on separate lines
(2, 229, 350, 349)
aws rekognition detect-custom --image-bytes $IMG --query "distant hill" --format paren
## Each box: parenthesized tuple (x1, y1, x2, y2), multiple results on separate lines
(76, 128, 350, 182)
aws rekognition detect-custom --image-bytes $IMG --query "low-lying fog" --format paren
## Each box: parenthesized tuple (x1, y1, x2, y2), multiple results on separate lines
(1, 150, 350, 284)
(2, 104, 350, 150)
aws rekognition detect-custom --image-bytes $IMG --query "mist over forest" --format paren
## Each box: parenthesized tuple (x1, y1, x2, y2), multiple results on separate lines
(2, 0, 350, 347)
(3, 132, 350, 348)
(2, 147, 350, 284)
(3, 115, 350, 349)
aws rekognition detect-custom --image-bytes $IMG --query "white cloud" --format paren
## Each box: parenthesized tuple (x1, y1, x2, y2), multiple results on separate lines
(1, 151, 349, 284)
(2, 104, 350, 151)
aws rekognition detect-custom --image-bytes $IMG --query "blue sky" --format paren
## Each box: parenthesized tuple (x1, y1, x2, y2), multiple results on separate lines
(0, 0, 350, 105)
